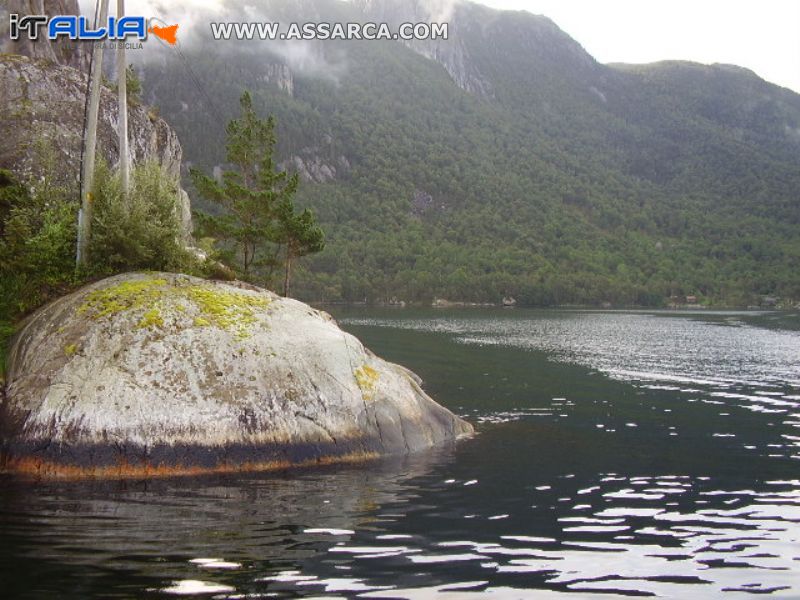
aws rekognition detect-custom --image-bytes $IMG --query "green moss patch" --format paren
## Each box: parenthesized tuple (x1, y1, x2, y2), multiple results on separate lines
(79, 278, 169, 318)
(354, 364, 380, 401)
(78, 277, 270, 337)
(185, 287, 268, 333)
(137, 308, 164, 329)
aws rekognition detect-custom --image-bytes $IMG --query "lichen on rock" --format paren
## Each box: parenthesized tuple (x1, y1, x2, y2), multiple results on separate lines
(79, 278, 169, 319)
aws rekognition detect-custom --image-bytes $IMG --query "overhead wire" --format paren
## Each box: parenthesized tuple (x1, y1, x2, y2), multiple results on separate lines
(149, 16, 228, 125)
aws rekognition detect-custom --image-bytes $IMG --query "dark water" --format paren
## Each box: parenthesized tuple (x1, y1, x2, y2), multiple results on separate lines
(1, 309, 799, 599)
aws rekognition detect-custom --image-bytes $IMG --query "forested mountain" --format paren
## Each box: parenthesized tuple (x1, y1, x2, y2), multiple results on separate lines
(138, 0, 800, 306)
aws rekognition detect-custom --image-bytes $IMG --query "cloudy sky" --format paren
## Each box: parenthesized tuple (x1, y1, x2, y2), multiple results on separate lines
(479, 0, 800, 93)
(78, 0, 800, 93)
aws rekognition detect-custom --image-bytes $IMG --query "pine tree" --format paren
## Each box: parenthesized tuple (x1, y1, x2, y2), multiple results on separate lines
(276, 199, 324, 297)
(190, 91, 323, 293)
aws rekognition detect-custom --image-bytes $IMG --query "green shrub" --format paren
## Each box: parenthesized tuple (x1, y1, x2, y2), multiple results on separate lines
(0, 168, 78, 319)
(0, 320, 14, 384)
(88, 160, 200, 277)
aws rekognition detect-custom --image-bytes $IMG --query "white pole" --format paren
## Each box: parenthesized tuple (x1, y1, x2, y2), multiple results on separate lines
(77, 0, 110, 268)
(117, 0, 130, 195)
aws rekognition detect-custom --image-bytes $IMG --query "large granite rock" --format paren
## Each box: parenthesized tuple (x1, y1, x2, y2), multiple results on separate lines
(0, 273, 473, 478)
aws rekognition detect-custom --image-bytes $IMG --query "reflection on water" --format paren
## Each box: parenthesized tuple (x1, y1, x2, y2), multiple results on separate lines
(1, 309, 799, 598)
(344, 310, 800, 460)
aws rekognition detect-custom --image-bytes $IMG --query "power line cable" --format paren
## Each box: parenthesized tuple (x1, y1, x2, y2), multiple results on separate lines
(149, 17, 228, 125)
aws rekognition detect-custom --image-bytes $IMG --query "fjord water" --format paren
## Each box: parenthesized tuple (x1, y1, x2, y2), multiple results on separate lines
(1, 309, 798, 598)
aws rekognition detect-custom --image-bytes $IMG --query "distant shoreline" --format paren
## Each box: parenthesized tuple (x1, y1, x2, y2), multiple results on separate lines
(316, 301, 793, 312)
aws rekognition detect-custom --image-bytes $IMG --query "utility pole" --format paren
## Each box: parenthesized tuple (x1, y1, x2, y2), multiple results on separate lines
(117, 0, 130, 194)
(77, 0, 110, 268)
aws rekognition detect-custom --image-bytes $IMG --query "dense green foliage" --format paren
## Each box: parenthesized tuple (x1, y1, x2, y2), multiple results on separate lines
(88, 160, 198, 276)
(274, 197, 325, 297)
(139, 1, 800, 306)
(0, 141, 79, 322)
(109, 65, 143, 104)
(0, 162, 78, 381)
(125, 65, 143, 104)
(190, 91, 324, 295)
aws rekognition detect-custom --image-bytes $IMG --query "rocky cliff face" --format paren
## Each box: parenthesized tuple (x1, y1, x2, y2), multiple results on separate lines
(354, 0, 602, 101)
(353, 0, 495, 98)
(0, 0, 90, 71)
(0, 55, 182, 180)
(0, 54, 193, 240)
(0, 273, 473, 478)
(0, 0, 193, 239)
(283, 143, 350, 184)
(260, 61, 294, 96)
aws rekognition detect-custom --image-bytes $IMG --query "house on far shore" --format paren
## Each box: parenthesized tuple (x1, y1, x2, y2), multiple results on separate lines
(685, 295, 698, 305)
(761, 296, 778, 308)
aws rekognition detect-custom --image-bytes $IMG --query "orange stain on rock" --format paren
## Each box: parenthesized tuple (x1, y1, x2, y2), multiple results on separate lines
(2, 451, 380, 481)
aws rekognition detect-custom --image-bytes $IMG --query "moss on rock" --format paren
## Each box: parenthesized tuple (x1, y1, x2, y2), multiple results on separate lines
(354, 364, 380, 402)
(78, 276, 270, 337)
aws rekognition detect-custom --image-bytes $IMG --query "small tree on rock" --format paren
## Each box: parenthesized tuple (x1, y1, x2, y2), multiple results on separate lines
(190, 91, 322, 292)
(276, 198, 325, 297)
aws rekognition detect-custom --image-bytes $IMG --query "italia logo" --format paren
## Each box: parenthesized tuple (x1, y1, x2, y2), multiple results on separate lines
(8, 14, 178, 45)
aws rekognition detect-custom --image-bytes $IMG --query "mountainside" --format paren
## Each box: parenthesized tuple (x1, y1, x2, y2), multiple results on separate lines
(138, 0, 800, 306)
